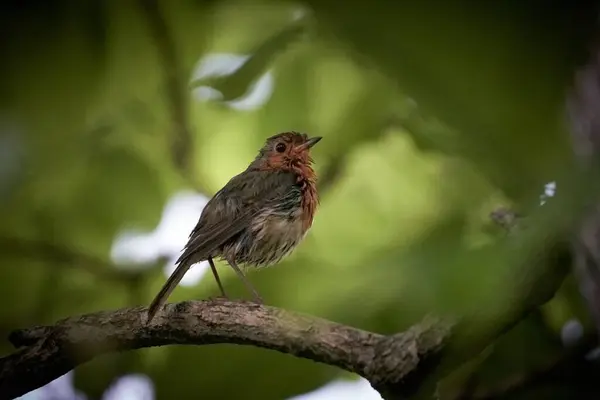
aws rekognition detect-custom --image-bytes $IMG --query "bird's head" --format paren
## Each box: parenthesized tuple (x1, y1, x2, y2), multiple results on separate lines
(252, 131, 322, 171)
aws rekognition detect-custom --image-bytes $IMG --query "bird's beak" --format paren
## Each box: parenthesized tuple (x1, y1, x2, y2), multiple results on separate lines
(297, 136, 322, 151)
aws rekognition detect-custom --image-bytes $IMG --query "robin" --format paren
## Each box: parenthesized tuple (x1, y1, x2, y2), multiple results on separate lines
(147, 131, 322, 322)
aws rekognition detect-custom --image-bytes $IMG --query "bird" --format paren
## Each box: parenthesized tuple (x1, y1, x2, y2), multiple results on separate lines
(146, 131, 322, 322)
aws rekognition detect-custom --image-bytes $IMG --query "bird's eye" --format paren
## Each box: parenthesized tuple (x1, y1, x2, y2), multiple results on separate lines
(275, 143, 286, 153)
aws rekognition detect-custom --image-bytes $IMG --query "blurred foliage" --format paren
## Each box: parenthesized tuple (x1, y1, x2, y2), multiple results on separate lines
(1, 0, 600, 399)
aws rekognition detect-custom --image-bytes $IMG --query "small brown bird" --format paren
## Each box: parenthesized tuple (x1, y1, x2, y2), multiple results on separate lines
(147, 131, 321, 322)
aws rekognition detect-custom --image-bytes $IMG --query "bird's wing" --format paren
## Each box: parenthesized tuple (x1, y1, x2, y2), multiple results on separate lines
(146, 169, 297, 322)
(177, 169, 297, 264)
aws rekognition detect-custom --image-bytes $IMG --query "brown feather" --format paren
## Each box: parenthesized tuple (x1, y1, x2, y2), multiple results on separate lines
(146, 132, 320, 323)
(147, 262, 190, 322)
(146, 206, 259, 322)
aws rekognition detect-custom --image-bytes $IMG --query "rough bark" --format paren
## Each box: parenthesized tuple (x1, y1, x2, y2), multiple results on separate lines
(0, 299, 453, 400)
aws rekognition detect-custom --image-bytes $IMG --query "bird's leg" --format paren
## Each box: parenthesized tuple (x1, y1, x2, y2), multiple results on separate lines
(227, 259, 264, 304)
(208, 256, 228, 299)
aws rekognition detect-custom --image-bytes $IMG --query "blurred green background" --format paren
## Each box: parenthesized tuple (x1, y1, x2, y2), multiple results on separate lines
(2, 1, 600, 399)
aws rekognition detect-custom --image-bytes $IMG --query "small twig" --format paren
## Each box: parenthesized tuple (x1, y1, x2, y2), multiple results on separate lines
(489, 207, 522, 234)
(190, 18, 308, 99)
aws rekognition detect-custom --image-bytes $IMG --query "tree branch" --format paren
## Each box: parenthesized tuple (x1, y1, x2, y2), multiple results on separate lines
(0, 206, 528, 400)
(139, 0, 191, 170)
(0, 300, 452, 400)
(567, 28, 600, 335)
(138, 0, 212, 195)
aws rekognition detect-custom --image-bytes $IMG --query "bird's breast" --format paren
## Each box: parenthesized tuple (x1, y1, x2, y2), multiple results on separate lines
(224, 206, 308, 268)
(251, 206, 307, 247)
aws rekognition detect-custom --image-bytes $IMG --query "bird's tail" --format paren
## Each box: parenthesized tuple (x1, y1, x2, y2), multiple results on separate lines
(147, 259, 191, 323)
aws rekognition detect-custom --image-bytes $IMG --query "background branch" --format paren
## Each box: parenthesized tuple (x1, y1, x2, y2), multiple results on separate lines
(138, 0, 211, 195)
(567, 29, 600, 335)
(0, 236, 151, 283)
